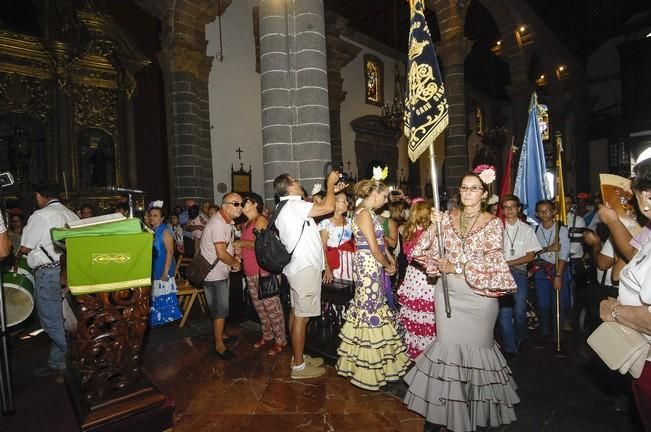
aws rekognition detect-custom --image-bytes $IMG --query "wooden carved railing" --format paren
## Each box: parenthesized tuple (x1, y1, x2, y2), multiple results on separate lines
(69, 287, 150, 404)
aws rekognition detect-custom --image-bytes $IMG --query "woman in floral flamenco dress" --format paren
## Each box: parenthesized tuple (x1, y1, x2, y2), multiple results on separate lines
(336, 179, 409, 391)
(403, 170, 520, 432)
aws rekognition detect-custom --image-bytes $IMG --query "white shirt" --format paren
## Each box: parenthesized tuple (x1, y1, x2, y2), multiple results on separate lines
(617, 238, 651, 349)
(275, 196, 324, 276)
(566, 211, 586, 259)
(21, 200, 79, 268)
(503, 219, 542, 271)
(596, 239, 615, 287)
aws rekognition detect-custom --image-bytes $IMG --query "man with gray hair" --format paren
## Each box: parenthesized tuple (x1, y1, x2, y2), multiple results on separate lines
(273, 171, 345, 379)
(0, 212, 10, 258)
(201, 192, 243, 359)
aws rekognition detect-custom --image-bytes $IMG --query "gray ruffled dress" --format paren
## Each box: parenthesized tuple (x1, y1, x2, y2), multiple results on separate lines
(403, 212, 520, 431)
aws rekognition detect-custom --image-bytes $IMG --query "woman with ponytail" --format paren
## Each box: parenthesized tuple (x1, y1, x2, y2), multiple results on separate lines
(336, 179, 409, 391)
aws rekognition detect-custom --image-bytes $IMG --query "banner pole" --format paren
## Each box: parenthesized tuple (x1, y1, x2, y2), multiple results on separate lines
(429, 144, 451, 317)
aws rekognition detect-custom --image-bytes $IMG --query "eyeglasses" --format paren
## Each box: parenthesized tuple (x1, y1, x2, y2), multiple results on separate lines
(223, 201, 243, 207)
(459, 185, 482, 193)
(537, 208, 554, 214)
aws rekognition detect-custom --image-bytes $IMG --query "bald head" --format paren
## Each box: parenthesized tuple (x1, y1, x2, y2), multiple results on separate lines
(221, 192, 243, 219)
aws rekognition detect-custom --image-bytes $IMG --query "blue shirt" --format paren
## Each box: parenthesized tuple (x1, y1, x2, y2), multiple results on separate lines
(534, 221, 570, 263)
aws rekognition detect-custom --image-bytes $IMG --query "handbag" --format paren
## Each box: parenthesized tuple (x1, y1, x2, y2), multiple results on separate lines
(187, 253, 219, 287)
(326, 222, 352, 270)
(258, 273, 281, 300)
(326, 247, 341, 270)
(587, 321, 650, 378)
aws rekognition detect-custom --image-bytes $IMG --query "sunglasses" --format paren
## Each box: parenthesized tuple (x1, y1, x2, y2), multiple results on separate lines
(223, 201, 243, 207)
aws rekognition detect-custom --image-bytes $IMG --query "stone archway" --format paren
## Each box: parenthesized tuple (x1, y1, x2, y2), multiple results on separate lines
(135, 0, 232, 204)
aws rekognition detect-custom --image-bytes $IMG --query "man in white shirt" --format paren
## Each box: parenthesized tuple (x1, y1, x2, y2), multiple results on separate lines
(16, 183, 78, 377)
(583, 232, 620, 331)
(273, 170, 345, 379)
(0, 212, 10, 259)
(497, 195, 541, 356)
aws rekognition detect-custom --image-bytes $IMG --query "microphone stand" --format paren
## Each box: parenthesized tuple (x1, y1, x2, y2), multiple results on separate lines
(0, 200, 15, 414)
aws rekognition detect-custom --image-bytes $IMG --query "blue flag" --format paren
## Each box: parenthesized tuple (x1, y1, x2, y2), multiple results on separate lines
(513, 92, 551, 221)
(404, 0, 448, 162)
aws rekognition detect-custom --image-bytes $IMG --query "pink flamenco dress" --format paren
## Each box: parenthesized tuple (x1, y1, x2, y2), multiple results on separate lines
(397, 228, 437, 360)
(403, 210, 520, 432)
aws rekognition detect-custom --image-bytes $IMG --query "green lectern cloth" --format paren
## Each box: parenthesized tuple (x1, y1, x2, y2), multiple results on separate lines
(53, 219, 153, 295)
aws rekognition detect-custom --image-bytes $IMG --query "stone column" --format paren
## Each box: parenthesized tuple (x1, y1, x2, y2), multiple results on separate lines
(137, 0, 231, 204)
(158, 45, 214, 204)
(259, 0, 331, 205)
(437, 36, 472, 193)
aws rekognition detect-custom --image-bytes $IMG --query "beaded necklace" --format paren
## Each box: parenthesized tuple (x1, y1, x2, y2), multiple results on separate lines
(505, 221, 519, 256)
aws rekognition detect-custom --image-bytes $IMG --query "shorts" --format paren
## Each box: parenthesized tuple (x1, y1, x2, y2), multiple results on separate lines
(286, 266, 322, 317)
(202, 279, 230, 319)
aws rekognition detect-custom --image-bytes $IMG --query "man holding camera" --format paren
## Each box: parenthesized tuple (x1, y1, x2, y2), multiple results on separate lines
(15, 183, 78, 377)
(273, 171, 345, 379)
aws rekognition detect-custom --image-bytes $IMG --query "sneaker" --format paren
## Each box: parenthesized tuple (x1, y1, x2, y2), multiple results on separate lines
(291, 355, 324, 368)
(290, 364, 326, 379)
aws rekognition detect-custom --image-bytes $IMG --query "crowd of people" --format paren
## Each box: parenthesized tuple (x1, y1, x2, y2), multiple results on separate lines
(1, 157, 650, 431)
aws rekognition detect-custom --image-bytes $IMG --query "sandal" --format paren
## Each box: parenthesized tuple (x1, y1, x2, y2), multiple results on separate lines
(266, 343, 287, 356)
(253, 337, 270, 349)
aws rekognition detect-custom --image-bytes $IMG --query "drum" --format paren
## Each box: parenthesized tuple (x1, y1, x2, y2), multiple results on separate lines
(2, 257, 34, 327)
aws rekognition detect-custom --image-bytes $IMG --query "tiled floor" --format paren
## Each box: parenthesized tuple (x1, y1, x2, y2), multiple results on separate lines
(0, 313, 644, 432)
(142, 329, 424, 432)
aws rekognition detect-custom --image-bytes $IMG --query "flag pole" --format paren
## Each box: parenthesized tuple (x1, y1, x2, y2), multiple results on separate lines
(428, 145, 451, 317)
(405, 0, 451, 316)
(554, 131, 566, 355)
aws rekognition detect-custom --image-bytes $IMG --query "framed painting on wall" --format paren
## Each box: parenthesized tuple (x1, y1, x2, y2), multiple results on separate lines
(364, 54, 383, 106)
(231, 163, 251, 194)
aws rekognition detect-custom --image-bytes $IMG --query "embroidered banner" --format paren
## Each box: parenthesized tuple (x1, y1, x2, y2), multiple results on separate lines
(404, 0, 449, 162)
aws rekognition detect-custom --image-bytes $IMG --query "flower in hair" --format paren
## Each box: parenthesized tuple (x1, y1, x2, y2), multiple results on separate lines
(473, 164, 496, 185)
(372, 166, 389, 181)
(148, 200, 164, 209)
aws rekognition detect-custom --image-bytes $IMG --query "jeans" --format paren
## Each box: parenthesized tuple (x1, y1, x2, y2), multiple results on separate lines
(534, 267, 571, 340)
(497, 270, 529, 353)
(203, 279, 230, 319)
(34, 267, 67, 369)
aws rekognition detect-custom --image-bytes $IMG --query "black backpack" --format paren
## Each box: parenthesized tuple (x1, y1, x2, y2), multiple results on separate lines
(254, 200, 306, 274)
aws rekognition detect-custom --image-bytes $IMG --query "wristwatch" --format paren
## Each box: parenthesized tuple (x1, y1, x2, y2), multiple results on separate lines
(454, 261, 463, 275)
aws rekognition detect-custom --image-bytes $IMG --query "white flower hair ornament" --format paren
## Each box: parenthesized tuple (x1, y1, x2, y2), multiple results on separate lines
(472, 164, 496, 185)
(149, 200, 164, 209)
(311, 183, 322, 195)
(372, 166, 389, 181)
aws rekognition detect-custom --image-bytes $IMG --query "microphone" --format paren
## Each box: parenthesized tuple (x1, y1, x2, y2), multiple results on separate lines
(107, 186, 146, 194)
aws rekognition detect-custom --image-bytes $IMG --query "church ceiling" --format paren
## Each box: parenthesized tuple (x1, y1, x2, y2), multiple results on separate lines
(325, 0, 651, 99)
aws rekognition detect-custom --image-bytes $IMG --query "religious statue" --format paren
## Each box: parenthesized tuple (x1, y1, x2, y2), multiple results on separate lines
(79, 128, 115, 188)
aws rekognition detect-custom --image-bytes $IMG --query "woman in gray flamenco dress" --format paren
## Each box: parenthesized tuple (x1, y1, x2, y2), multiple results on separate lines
(404, 171, 519, 432)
